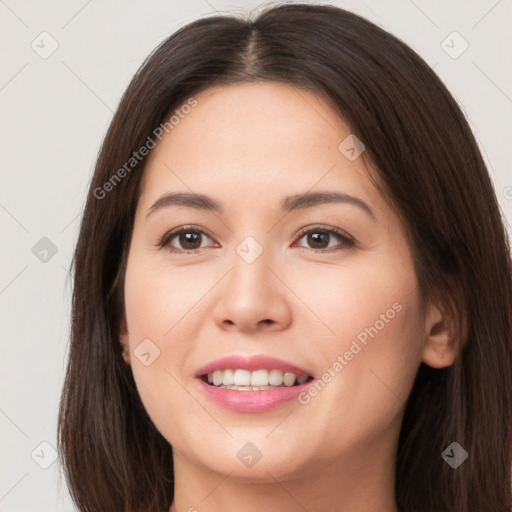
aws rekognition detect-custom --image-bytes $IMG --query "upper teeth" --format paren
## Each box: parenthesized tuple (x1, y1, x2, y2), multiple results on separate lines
(207, 369, 308, 387)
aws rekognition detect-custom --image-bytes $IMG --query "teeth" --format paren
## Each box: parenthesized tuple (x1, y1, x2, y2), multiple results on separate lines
(204, 369, 309, 388)
(233, 369, 251, 386)
(282, 372, 296, 386)
(223, 369, 234, 385)
(296, 375, 308, 384)
(268, 369, 283, 386)
(222, 385, 276, 391)
(212, 370, 223, 386)
(250, 369, 268, 386)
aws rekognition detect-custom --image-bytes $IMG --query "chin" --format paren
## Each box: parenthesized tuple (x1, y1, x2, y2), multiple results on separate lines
(183, 431, 314, 481)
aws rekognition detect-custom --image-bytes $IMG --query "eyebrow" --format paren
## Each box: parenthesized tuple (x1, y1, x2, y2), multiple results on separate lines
(146, 191, 375, 220)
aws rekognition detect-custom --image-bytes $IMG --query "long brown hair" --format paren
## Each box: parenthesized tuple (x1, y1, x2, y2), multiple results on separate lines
(57, 3, 512, 511)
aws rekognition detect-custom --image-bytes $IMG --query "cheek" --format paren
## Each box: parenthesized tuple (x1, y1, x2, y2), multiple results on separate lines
(290, 248, 420, 356)
(289, 253, 423, 446)
(122, 257, 204, 436)
(320, 298, 422, 454)
(124, 252, 210, 344)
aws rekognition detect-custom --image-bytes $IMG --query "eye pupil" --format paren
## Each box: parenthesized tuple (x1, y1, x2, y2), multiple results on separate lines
(180, 231, 201, 249)
(308, 231, 329, 249)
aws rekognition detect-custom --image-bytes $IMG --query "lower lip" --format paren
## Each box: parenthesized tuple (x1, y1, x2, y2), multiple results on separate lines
(197, 378, 313, 412)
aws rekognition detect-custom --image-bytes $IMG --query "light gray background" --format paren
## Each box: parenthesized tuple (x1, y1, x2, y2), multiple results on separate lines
(1, 0, 511, 510)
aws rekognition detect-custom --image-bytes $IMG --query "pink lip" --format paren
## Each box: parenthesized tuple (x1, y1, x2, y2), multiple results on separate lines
(194, 354, 314, 413)
(196, 378, 313, 412)
(195, 354, 312, 377)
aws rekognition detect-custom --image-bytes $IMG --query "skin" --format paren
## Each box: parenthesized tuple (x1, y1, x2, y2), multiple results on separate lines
(119, 82, 459, 512)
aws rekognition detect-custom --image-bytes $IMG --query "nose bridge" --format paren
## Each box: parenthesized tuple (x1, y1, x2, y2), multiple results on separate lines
(229, 233, 274, 303)
(213, 231, 291, 331)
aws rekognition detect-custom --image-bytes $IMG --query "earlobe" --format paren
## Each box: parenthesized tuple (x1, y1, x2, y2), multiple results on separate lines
(119, 316, 131, 365)
(421, 301, 465, 369)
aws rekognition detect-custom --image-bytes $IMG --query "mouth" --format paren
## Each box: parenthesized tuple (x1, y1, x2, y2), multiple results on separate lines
(195, 355, 315, 412)
(200, 369, 314, 390)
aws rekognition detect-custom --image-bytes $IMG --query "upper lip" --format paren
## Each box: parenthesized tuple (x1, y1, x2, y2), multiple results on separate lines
(195, 354, 313, 378)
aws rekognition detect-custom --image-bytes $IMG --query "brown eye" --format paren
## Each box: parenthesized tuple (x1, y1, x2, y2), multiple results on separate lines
(294, 226, 355, 252)
(175, 231, 203, 250)
(305, 230, 330, 249)
(159, 224, 354, 255)
(160, 227, 215, 253)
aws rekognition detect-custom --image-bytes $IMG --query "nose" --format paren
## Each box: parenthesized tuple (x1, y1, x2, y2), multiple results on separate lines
(212, 245, 293, 334)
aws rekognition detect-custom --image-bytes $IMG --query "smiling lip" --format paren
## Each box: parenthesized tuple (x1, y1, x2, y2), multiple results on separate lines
(195, 355, 314, 413)
(195, 354, 312, 377)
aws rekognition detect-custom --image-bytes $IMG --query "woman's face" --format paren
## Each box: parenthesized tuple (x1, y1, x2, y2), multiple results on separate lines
(120, 82, 429, 481)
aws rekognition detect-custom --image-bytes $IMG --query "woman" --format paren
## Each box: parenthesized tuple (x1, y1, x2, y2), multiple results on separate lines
(57, 3, 512, 511)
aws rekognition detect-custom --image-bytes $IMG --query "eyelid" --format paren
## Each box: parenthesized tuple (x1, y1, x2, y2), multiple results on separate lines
(293, 224, 353, 243)
(291, 224, 355, 252)
(158, 224, 356, 253)
(157, 224, 215, 250)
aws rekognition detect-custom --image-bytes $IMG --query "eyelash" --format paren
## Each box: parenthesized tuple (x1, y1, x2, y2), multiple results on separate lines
(158, 224, 356, 254)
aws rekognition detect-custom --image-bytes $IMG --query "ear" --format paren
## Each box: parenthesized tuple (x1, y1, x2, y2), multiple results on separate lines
(421, 298, 467, 369)
(119, 315, 131, 365)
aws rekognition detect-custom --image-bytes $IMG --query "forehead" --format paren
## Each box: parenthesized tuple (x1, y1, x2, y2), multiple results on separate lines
(138, 82, 380, 213)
